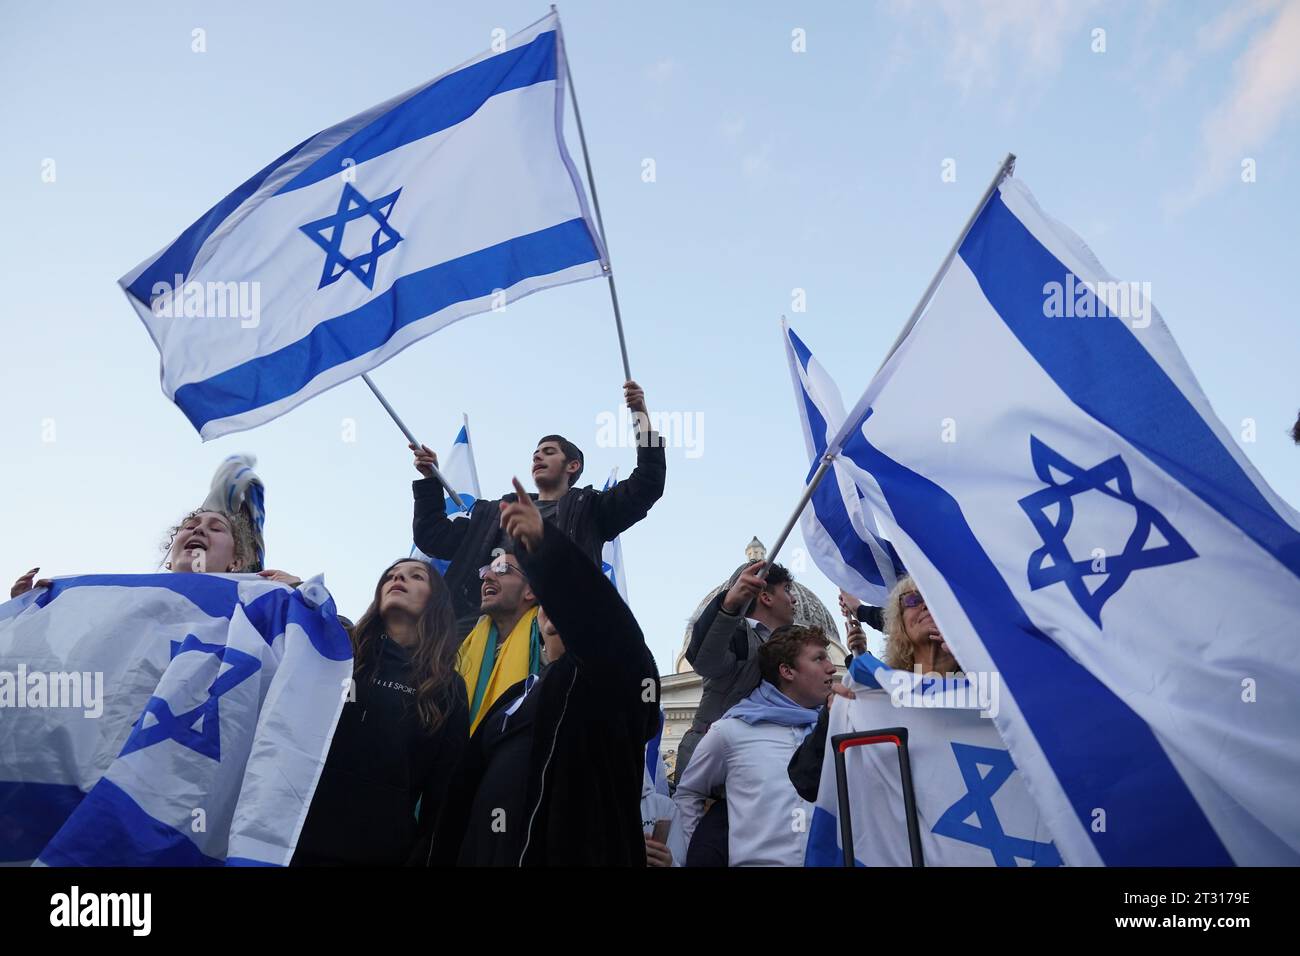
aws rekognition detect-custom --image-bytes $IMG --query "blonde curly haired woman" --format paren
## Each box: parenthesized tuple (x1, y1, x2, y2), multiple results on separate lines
(880, 575, 961, 676)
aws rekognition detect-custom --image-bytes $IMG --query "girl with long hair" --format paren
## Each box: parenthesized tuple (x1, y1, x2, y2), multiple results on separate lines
(294, 558, 469, 866)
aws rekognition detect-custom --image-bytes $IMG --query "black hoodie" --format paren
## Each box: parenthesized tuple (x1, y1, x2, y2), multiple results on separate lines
(293, 636, 469, 866)
(411, 430, 666, 637)
(428, 522, 660, 866)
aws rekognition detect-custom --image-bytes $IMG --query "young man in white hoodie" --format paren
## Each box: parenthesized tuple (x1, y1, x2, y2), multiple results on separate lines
(674, 625, 839, 867)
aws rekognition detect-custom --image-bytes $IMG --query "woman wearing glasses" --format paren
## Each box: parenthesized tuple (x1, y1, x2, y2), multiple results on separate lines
(882, 576, 960, 676)
(293, 558, 469, 866)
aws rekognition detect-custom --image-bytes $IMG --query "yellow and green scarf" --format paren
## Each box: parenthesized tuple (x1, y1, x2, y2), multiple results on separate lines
(457, 607, 542, 733)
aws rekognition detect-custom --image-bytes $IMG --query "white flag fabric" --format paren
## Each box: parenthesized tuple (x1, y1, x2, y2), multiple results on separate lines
(782, 318, 904, 604)
(805, 654, 1061, 866)
(119, 11, 605, 440)
(834, 175, 1300, 865)
(601, 468, 630, 603)
(0, 573, 352, 866)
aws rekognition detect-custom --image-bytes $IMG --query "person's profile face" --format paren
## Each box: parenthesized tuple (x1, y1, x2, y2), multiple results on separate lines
(763, 580, 798, 627)
(783, 641, 835, 708)
(901, 590, 937, 645)
(531, 442, 576, 489)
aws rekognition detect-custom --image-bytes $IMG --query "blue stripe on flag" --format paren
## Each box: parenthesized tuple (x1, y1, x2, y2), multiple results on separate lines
(841, 426, 1234, 865)
(37, 777, 223, 867)
(35, 574, 243, 621)
(274, 30, 558, 196)
(243, 588, 353, 661)
(173, 217, 599, 431)
(797, 374, 830, 457)
(124, 137, 311, 306)
(960, 193, 1300, 581)
(0, 782, 85, 863)
(810, 464, 890, 589)
(805, 806, 865, 867)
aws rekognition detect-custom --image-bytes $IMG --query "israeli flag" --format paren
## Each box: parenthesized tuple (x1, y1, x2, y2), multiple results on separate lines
(413, 415, 482, 572)
(805, 654, 1061, 866)
(0, 573, 352, 866)
(782, 318, 904, 604)
(834, 174, 1300, 865)
(645, 708, 669, 797)
(119, 11, 606, 440)
(601, 468, 630, 603)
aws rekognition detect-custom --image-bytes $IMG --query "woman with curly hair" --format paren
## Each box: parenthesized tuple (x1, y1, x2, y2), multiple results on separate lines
(881, 574, 961, 676)
(9, 454, 292, 595)
(293, 558, 469, 866)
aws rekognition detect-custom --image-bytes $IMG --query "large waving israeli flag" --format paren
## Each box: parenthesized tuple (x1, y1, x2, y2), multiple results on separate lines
(119, 12, 606, 439)
(782, 319, 904, 604)
(0, 573, 352, 866)
(834, 174, 1300, 865)
(806, 654, 1061, 866)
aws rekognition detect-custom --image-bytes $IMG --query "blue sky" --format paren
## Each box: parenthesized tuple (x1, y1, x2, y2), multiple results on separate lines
(2, 0, 1298, 672)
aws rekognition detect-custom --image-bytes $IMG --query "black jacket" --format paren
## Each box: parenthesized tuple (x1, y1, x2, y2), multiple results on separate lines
(428, 522, 661, 866)
(412, 433, 666, 636)
(293, 637, 469, 866)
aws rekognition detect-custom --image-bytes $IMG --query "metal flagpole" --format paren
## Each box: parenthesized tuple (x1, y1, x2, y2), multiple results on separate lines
(555, 6, 633, 382)
(361, 372, 466, 509)
(756, 153, 1017, 575)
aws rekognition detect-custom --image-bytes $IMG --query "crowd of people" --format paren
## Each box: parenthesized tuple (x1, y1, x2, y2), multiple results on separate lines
(7, 379, 961, 867)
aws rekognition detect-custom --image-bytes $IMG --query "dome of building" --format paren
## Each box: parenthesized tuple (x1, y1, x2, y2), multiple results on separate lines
(674, 537, 846, 673)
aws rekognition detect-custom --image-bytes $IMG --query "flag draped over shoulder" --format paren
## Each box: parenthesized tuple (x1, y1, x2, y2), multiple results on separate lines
(782, 319, 904, 605)
(119, 11, 605, 440)
(0, 573, 352, 866)
(833, 175, 1300, 865)
(806, 654, 1061, 867)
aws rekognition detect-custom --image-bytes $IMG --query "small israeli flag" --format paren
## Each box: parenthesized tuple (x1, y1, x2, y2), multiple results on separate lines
(120, 11, 606, 439)
(0, 573, 352, 866)
(782, 318, 904, 604)
(601, 468, 630, 603)
(413, 416, 482, 572)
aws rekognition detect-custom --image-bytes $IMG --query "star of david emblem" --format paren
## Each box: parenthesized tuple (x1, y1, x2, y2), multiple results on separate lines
(932, 743, 1061, 867)
(119, 633, 260, 762)
(1017, 435, 1196, 626)
(299, 182, 404, 290)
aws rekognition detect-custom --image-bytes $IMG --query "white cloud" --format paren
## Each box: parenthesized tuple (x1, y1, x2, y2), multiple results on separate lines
(741, 142, 772, 183)
(1177, 0, 1300, 209)
(887, 0, 1105, 97)
(646, 58, 679, 84)
(1196, 0, 1281, 52)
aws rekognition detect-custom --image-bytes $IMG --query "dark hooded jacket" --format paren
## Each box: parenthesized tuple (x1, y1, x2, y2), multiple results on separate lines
(412, 432, 665, 636)
(428, 521, 660, 866)
(293, 636, 469, 866)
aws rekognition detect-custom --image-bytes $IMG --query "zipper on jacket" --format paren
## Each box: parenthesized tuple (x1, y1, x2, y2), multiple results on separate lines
(517, 665, 577, 866)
